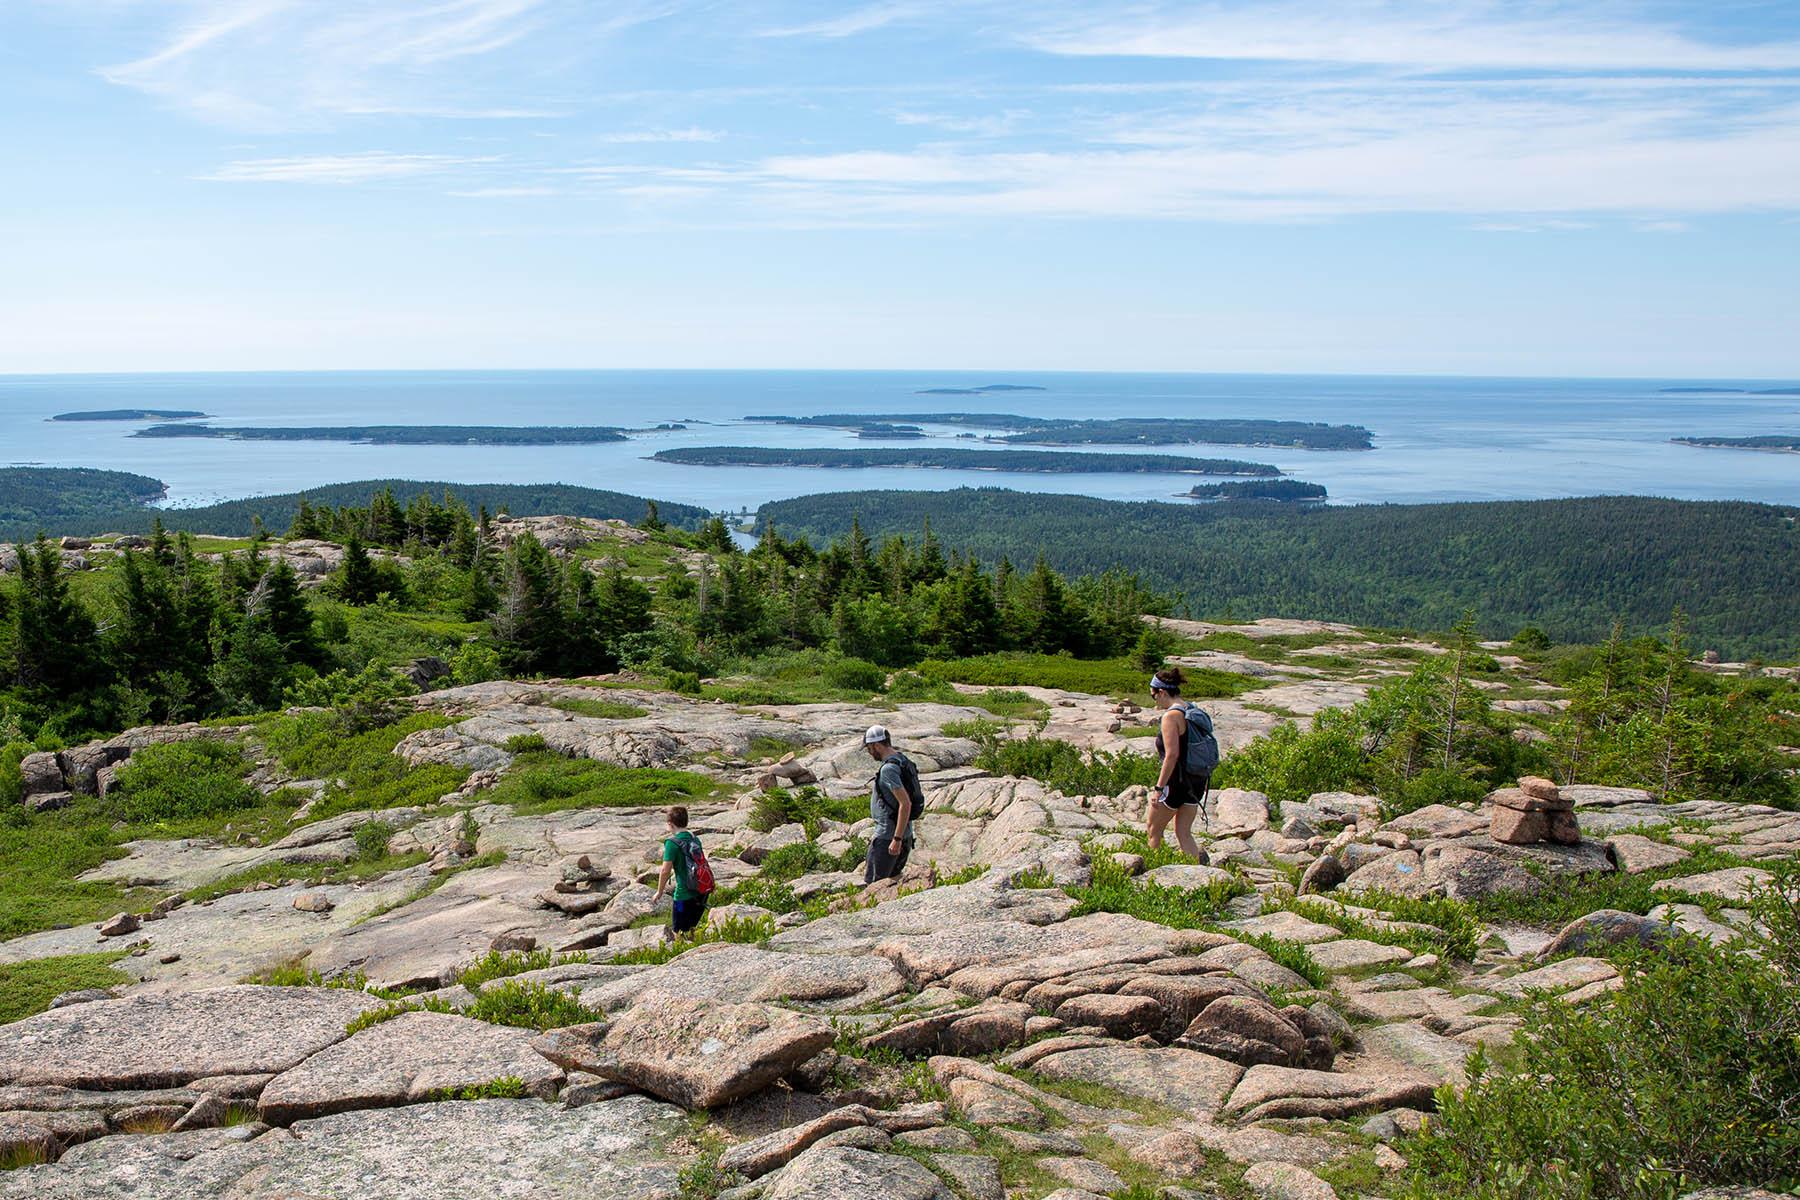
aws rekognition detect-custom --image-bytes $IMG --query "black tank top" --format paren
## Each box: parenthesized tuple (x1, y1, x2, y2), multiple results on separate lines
(1154, 709, 1189, 781)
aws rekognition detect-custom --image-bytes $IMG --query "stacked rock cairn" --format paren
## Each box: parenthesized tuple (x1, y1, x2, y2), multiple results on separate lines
(1489, 775, 1580, 845)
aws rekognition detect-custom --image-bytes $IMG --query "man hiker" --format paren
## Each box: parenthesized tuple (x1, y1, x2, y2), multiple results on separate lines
(653, 805, 708, 936)
(862, 724, 921, 883)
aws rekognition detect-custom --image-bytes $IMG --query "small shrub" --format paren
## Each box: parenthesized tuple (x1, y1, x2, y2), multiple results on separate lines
(1234, 932, 1327, 988)
(975, 732, 1158, 797)
(941, 717, 1005, 741)
(458, 947, 585, 988)
(1008, 865, 1053, 889)
(284, 663, 418, 734)
(344, 995, 456, 1035)
(970, 688, 1048, 720)
(110, 740, 257, 824)
(746, 785, 863, 835)
(504, 733, 551, 754)
(466, 980, 603, 1030)
(885, 671, 957, 703)
(450, 642, 504, 686)
(666, 671, 702, 695)
(352, 820, 394, 862)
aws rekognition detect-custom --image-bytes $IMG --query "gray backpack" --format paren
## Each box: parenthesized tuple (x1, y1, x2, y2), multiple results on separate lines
(1179, 703, 1220, 776)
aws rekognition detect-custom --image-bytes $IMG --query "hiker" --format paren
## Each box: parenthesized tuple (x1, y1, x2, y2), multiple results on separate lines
(653, 805, 712, 936)
(862, 724, 922, 883)
(1146, 665, 1218, 861)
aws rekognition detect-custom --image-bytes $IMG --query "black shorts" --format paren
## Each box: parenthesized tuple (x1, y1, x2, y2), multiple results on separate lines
(1164, 775, 1210, 808)
(864, 837, 913, 883)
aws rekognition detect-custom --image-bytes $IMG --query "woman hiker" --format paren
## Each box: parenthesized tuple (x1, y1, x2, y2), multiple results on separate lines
(1146, 665, 1209, 861)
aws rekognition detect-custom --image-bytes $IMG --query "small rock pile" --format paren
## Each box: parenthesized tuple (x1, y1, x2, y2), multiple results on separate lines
(1490, 776, 1579, 846)
(537, 856, 614, 916)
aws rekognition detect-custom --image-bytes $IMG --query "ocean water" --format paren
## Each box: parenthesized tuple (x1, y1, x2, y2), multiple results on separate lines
(0, 370, 1796, 512)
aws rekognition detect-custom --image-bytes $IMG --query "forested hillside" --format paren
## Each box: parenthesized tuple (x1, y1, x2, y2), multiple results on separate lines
(0, 473, 706, 542)
(760, 489, 1800, 659)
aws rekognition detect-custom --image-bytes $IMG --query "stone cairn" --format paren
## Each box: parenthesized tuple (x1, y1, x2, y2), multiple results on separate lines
(1489, 775, 1579, 845)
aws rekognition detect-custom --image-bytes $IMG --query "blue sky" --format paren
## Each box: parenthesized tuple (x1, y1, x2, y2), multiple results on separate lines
(3, 1, 1798, 376)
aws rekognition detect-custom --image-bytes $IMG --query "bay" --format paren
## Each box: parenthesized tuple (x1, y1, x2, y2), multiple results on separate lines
(1, 369, 1796, 512)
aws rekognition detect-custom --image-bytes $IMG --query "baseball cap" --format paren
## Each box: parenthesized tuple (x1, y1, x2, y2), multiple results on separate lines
(863, 724, 891, 745)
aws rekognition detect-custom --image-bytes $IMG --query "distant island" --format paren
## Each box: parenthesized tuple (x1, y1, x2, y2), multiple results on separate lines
(1188, 479, 1328, 502)
(748, 412, 1373, 450)
(653, 446, 1281, 475)
(51, 409, 209, 422)
(1674, 435, 1800, 453)
(915, 384, 1047, 395)
(1659, 387, 1800, 395)
(132, 424, 629, 446)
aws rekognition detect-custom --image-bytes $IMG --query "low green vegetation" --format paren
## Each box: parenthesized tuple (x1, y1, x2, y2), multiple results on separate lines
(479, 751, 721, 815)
(430, 1076, 528, 1101)
(1405, 870, 1800, 1199)
(610, 913, 777, 966)
(1069, 852, 1251, 929)
(1465, 845, 1749, 930)
(917, 652, 1253, 700)
(746, 785, 864, 835)
(466, 979, 604, 1029)
(260, 710, 470, 818)
(108, 739, 258, 824)
(974, 732, 1159, 797)
(458, 947, 588, 988)
(1296, 891, 1485, 960)
(0, 952, 130, 1024)
(545, 696, 648, 719)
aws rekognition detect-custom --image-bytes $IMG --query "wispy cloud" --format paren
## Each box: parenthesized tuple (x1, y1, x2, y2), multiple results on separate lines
(96, 0, 674, 126)
(203, 152, 489, 183)
(759, 3, 924, 39)
(1025, 1, 1800, 72)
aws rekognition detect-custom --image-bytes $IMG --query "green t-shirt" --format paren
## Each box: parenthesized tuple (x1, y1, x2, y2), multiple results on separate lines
(663, 830, 700, 902)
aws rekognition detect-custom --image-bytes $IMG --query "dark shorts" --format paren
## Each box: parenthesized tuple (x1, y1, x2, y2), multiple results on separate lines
(864, 837, 913, 883)
(671, 896, 707, 934)
(1164, 775, 1210, 808)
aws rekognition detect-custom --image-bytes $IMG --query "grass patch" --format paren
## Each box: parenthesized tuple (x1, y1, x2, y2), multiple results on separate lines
(968, 688, 1051, 720)
(430, 1076, 528, 1101)
(344, 995, 457, 1035)
(184, 849, 429, 904)
(547, 696, 648, 720)
(458, 947, 588, 988)
(1069, 852, 1251, 929)
(480, 751, 723, 815)
(0, 952, 130, 1024)
(1274, 894, 1482, 961)
(1233, 932, 1328, 988)
(258, 710, 470, 819)
(610, 914, 777, 966)
(1465, 846, 1747, 930)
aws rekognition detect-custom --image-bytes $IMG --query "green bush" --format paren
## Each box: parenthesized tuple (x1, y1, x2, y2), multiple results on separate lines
(1404, 869, 1800, 1200)
(1210, 717, 1365, 804)
(283, 663, 417, 733)
(969, 688, 1049, 719)
(259, 711, 469, 818)
(884, 671, 957, 703)
(352, 820, 394, 862)
(666, 671, 702, 695)
(110, 740, 258, 824)
(458, 947, 585, 988)
(747, 785, 863, 835)
(466, 979, 604, 1030)
(823, 656, 886, 693)
(974, 732, 1158, 797)
(451, 642, 503, 686)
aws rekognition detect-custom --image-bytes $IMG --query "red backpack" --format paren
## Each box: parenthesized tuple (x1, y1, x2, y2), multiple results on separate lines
(682, 837, 716, 896)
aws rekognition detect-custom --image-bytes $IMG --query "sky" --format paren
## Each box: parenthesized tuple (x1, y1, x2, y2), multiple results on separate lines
(2, 1, 1798, 377)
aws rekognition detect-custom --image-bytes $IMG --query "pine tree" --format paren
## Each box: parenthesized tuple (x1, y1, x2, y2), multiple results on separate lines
(9, 538, 99, 695)
(335, 535, 380, 605)
(491, 533, 560, 674)
(290, 496, 322, 539)
(257, 559, 318, 664)
(640, 500, 665, 532)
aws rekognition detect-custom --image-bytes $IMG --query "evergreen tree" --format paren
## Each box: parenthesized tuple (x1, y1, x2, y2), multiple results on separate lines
(290, 495, 322, 539)
(9, 538, 99, 696)
(335, 535, 380, 605)
(491, 533, 560, 674)
(640, 500, 664, 532)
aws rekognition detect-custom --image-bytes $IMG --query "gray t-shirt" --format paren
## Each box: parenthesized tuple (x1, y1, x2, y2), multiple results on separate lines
(870, 756, 917, 843)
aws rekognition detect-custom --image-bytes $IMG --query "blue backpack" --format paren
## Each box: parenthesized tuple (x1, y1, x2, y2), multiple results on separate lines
(1178, 703, 1220, 776)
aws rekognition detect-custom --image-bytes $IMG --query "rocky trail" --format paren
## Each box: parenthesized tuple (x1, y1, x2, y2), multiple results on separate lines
(1, 624, 1793, 1199)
